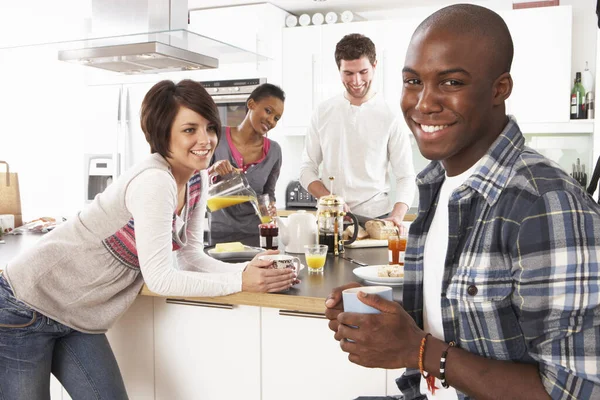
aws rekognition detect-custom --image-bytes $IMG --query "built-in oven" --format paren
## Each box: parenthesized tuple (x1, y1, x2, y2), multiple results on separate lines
(201, 78, 267, 127)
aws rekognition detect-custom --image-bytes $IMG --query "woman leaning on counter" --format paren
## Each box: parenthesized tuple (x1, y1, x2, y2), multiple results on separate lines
(0, 79, 296, 399)
(208, 83, 285, 236)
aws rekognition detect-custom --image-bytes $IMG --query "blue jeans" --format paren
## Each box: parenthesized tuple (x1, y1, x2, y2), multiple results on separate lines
(0, 274, 128, 400)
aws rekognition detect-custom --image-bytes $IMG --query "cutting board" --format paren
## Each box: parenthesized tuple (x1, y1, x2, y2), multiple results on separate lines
(345, 239, 388, 248)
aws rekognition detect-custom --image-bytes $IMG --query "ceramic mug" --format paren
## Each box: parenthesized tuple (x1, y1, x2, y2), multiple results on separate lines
(258, 254, 301, 273)
(0, 215, 14, 234)
(343, 286, 393, 314)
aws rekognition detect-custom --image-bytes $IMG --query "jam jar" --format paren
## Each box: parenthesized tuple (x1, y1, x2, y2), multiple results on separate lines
(259, 223, 279, 250)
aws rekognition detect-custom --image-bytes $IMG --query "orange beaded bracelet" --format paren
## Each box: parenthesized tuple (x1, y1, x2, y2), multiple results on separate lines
(418, 333, 437, 394)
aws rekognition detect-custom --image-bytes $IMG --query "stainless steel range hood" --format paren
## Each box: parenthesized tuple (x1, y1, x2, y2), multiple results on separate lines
(55, 0, 261, 74)
(59, 41, 218, 74)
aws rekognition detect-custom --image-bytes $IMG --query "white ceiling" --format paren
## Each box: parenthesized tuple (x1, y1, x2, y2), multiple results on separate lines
(186, 0, 497, 15)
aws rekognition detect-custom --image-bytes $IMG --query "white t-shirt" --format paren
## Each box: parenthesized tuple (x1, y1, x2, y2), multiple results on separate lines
(420, 162, 478, 399)
(299, 92, 416, 218)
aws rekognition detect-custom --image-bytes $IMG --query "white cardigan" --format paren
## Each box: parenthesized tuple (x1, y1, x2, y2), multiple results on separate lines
(5, 154, 246, 333)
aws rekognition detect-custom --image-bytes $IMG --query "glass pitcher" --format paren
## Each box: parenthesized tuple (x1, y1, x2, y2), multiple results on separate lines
(206, 170, 259, 213)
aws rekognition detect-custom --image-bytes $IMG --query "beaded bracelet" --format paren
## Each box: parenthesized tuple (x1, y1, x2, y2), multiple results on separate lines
(418, 333, 437, 394)
(440, 341, 455, 389)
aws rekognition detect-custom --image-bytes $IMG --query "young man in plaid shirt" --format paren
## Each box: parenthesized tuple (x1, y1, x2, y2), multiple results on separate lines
(325, 4, 600, 400)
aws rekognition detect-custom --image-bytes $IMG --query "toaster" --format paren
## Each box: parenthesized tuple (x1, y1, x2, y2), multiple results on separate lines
(285, 180, 318, 208)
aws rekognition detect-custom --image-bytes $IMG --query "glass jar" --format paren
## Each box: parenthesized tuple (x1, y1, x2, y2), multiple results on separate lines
(259, 223, 279, 250)
(388, 234, 407, 265)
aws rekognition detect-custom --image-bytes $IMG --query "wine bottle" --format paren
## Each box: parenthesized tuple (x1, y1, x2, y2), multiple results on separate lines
(582, 61, 594, 95)
(571, 72, 586, 119)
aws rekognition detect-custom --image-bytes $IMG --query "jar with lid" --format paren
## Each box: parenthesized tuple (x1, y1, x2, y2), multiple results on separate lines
(259, 223, 279, 250)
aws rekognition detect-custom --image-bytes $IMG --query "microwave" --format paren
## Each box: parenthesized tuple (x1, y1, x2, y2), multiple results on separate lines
(285, 180, 318, 208)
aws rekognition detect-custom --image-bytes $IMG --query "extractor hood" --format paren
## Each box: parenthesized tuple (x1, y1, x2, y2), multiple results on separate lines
(55, 0, 265, 74)
(59, 41, 218, 74)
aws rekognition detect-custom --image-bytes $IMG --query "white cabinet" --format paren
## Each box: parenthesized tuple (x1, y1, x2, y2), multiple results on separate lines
(51, 297, 154, 400)
(106, 296, 155, 400)
(153, 298, 261, 400)
(261, 307, 387, 400)
(502, 6, 572, 123)
(189, 4, 287, 59)
(281, 26, 322, 129)
(379, 17, 426, 121)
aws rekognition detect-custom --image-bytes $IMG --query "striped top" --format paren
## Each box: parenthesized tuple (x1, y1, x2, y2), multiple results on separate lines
(398, 117, 600, 400)
(102, 172, 202, 268)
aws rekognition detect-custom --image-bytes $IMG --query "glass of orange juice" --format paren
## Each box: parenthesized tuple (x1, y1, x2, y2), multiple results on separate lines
(304, 244, 328, 272)
(257, 193, 275, 224)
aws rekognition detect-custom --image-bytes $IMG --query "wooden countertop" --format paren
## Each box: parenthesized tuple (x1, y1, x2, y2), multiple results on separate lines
(141, 246, 399, 313)
(1, 233, 402, 314)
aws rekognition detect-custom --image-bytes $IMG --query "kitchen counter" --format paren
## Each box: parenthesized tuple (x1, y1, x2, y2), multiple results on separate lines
(1, 232, 400, 314)
(278, 208, 417, 222)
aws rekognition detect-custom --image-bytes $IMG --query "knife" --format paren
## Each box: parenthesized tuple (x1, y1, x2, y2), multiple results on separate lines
(340, 256, 368, 266)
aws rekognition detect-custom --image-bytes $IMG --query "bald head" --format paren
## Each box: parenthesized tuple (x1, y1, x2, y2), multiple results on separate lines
(414, 4, 513, 76)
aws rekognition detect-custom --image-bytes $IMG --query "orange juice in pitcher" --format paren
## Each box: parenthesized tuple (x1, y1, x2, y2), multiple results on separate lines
(207, 171, 261, 218)
(207, 195, 256, 212)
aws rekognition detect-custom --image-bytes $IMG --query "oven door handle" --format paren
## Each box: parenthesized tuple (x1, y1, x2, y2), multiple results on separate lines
(212, 94, 251, 104)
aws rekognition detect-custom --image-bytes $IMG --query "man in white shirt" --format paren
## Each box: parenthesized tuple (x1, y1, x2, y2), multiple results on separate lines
(299, 33, 416, 228)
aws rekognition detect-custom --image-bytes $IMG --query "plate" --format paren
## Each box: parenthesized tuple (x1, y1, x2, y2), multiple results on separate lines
(207, 246, 263, 261)
(352, 266, 404, 287)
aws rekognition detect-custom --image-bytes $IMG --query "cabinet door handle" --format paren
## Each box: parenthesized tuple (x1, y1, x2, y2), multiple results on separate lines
(278, 310, 327, 319)
(166, 299, 234, 310)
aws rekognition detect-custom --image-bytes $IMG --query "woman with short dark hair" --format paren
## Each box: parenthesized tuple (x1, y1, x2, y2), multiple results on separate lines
(209, 83, 286, 238)
(0, 79, 295, 399)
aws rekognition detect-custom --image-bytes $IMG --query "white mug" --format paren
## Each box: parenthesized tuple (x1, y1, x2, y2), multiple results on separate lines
(343, 286, 393, 314)
(258, 254, 301, 273)
(0, 215, 14, 234)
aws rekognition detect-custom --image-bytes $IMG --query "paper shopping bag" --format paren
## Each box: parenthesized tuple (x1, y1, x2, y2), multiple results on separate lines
(0, 161, 23, 227)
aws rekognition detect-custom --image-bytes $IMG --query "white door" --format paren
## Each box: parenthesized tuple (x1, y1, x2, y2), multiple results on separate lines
(106, 296, 155, 400)
(57, 297, 155, 400)
(501, 6, 572, 123)
(281, 26, 323, 129)
(154, 298, 261, 400)
(261, 307, 387, 400)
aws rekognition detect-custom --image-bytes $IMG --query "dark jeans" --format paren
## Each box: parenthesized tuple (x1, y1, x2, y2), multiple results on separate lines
(0, 274, 128, 400)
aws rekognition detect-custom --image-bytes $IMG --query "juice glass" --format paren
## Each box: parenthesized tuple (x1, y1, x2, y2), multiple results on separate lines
(388, 234, 407, 265)
(304, 244, 328, 272)
(257, 193, 275, 223)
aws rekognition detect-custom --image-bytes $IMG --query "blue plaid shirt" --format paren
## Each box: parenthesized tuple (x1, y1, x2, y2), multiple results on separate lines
(398, 118, 600, 400)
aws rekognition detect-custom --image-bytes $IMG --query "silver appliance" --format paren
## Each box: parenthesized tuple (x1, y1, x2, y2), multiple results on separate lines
(85, 154, 116, 202)
(56, 0, 266, 74)
(59, 42, 218, 74)
(285, 180, 318, 208)
(58, 0, 218, 74)
(202, 78, 267, 127)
